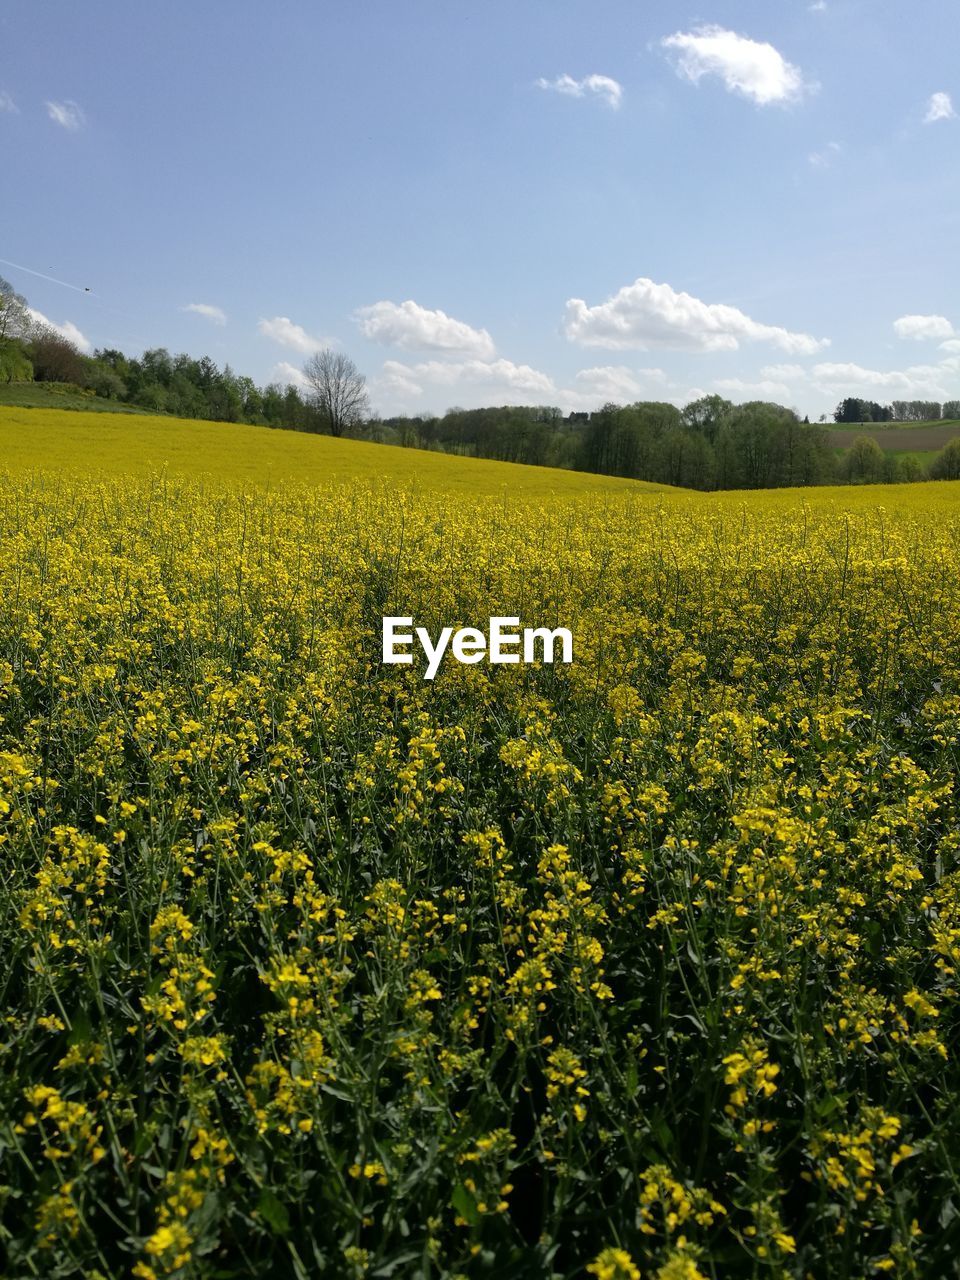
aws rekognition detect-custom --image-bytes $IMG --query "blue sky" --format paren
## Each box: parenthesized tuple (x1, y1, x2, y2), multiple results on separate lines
(2, 0, 958, 419)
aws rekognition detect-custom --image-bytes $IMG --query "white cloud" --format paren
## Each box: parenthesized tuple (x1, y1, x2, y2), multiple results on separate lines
(0, 90, 17, 114)
(183, 302, 226, 326)
(373, 357, 558, 411)
(270, 361, 311, 392)
(45, 100, 85, 131)
(924, 92, 956, 124)
(808, 141, 841, 168)
(812, 361, 955, 399)
(760, 363, 806, 380)
(535, 74, 623, 109)
(258, 316, 332, 355)
(355, 299, 495, 357)
(939, 339, 960, 354)
(573, 365, 667, 401)
(382, 357, 554, 396)
(564, 277, 829, 355)
(809, 1, 827, 11)
(714, 377, 791, 398)
(661, 25, 810, 106)
(893, 314, 955, 341)
(27, 307, 91, 352)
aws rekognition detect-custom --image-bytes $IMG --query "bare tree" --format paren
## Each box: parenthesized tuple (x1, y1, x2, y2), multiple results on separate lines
(302, 348, 369, 437)
(0, 275, 30, 346)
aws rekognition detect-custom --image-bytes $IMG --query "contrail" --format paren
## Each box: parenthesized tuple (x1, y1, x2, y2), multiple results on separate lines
(0, 257, 92, 294)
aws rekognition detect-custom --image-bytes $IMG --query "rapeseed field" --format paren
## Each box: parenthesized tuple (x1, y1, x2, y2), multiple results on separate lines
(2, 408, 960, 1278)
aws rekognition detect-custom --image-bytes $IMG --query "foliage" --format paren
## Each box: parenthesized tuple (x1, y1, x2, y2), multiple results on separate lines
(835, 397, 949, 424)
(1, 416, 960, 1277)
(1, 276, 957, 492)
(930, 437, 960, 480)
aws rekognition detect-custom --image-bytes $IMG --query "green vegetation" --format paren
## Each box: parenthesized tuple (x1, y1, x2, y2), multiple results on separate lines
(0, 382, 168, 414)
(4, 274, 960, 492)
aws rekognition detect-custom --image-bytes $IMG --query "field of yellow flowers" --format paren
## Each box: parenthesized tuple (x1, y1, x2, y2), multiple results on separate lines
(2, 408, 960, 1279)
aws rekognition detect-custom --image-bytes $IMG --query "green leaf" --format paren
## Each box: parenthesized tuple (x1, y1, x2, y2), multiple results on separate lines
(451, 1182, 480, 1226)
(256, 1189, 290, 1236)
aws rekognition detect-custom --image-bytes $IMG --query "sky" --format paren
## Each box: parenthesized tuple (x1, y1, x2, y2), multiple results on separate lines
(1, 0, 959, 420)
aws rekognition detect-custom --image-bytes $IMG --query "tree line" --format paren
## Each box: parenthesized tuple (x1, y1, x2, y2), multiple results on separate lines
(4, 274, 960, 490)
(383, 397, 835, 489)
(1, 276, 363, 436)
(834, 397, 960, 423)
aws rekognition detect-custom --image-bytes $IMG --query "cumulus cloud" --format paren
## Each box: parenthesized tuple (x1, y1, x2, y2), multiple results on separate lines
(573, 366, 667, 401)
(270, 361, 312, 392)
(373, 357, 559, 411)
(661, 25, 810, 105)
(939, 338, 960, 354)
(812, 361, 955, 398)
(893, 314, 955, 341)
(564, 277, 829, 355)
(535, 74, 623, 109)
(0, 90, 17, 114)
(380, 357, 555, 398)
(355, 299, 495, 358)
(924, 92, 956, 124)
(258, 316, 332, 355)
(27, 307, 91, 352)
(46, 100, 85, 130)
(183, 302, 226, 326)
(714, 377, 792, 398)
(759, 363, 806, 380)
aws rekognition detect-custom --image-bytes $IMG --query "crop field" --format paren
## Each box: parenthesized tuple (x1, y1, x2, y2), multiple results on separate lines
(2, 408, 960, 1279)
(828, 424, 960, 452)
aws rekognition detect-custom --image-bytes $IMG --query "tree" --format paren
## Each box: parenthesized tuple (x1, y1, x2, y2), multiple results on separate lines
(27, 328, 87, 383)
(0, 275, 31, 344)
(302, 349, 369, 437)
(835, 397, 865, 424)
(681, 394, 732, 442)
(929, 437, 960, 480)
(0, 273, 33, 382)
(843, 434, 886, 484)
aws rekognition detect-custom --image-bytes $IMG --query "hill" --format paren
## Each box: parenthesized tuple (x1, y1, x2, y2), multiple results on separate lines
(0, 381, 168, 415)
(0, 404, 672, 498)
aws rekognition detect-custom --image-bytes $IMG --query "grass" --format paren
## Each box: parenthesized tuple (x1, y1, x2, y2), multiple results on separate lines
(0, 382, 167, 415)
(829, 418, 960, 432)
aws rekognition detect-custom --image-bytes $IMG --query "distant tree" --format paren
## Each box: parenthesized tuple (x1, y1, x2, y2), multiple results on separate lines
(0, 275, 30, 347)
(86, 364, 127, 399)
(0, 343, 32, 383)
(302, 349, 369, 437)
(843, 434, 886, 483)
(141, 348, 174, 387)
(942, 400, 960, 420)
(898, 455, 923, 483)
(681, 395, 731, 442)
(892, 399, 941, 422)
(835, 397, 865, 424)
(27, 328, 86, 383)
(929, 437, 960, 480)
